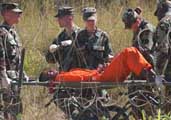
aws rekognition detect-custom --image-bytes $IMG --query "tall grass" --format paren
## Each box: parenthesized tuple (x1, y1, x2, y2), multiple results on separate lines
(16, 0, 158, 76)
(0, 0, 164, 119)
(12, 0, 157, 76)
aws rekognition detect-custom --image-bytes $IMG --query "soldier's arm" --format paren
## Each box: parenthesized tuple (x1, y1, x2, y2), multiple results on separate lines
(45, 38, 60, 64)
(0, 33, 12, 87)
(0, 36, 6, 76)
(103, 32, 114, 62)
(138, 25, 155, 51)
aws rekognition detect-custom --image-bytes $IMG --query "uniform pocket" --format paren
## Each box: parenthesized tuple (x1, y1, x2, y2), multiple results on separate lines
(93, 45, 104, 51)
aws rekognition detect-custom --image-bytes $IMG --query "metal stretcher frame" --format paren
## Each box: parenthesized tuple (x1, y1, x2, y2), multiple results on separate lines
(10, 79, 171, 119)
(11, 80, 171, 89)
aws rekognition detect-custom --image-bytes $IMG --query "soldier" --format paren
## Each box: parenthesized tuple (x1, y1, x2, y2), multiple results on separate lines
(0, 2, 26, 119)
(122, 7, 156, 118)
(72, 7, 114, 105)
(46, 6, 80, 71)
(45, 6, 83, 118)
(154, 0, 171, 82)
(76, 7, 113, 70)
(154, 0, 171, 113)
(122, 7, 155, 67)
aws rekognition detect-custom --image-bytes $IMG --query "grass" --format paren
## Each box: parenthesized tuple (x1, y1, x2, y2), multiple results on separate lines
(0, 0, 170, 119)
(15, 0, 158, 75)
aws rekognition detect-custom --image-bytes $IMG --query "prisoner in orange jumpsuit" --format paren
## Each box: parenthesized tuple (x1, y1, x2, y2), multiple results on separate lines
(55, 47, 153, 82)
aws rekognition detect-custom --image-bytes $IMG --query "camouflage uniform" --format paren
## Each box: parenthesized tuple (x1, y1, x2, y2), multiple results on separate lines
(46, 25, 80, 71)
(133, 20, 155, 65)
(76, 7, 113, 69)
(122, 8, 155, 66)
(154, 1, 171, 81)
(122, 8, 156, 118)
(0, 3, 24, 119)
(75, 8, 113, 105)
(153, 0, 171, 113)
(154, 17, 171, 79)
(0, 23, 22, 86)
(76, 28, 113, 69)
(46, 7, 81, 71)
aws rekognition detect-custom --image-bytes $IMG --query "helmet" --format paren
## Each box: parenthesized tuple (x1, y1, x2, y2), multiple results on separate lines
(122, 8, 138, 29)
(82, 7, 97, 21)
(154, 0, 171, 20)
(55, 6, 74, 18)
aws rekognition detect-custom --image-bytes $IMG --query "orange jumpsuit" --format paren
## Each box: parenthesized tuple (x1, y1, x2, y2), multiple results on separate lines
(55, 47, 152, 82)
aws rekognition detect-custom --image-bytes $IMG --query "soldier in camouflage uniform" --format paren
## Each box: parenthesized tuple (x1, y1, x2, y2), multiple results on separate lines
(122, 7, 155, 67)
(74, 7, 113, 105)
(154, 0, 171, 113)
(76, 7, 113, 69)
(0, 3, 25, 119)
(154, 0, 171, 82)
(46, 7, 80, 71)
(45, 7, 83, 117)
(122, 7, 156, 118)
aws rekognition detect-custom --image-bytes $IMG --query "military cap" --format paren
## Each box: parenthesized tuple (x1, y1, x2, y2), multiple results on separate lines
(55, 6, 74, 18)
(122, 8, 138, 29)
(0, 3, 22, 13)
(82, 7, 97, 21)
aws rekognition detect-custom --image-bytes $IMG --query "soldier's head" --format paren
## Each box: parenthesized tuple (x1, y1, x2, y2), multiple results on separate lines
(122, 7, 142, 31)
(154, 0, 171, 21)
(55, 6, 74, 28)
(0, 3, 22, 25)
(82, 7, 97, 31)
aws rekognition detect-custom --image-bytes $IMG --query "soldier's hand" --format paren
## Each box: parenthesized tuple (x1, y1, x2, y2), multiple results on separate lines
(49, 44, 59, 53)
(155, 75, 164, 86)
(2, 78, 12, 88)
(97, 64, 105, 73)
(6, 77, 12, 84)
(108, 54, 114, 62)
(61, 40, 72, 46)
(24, 75, 29, 82)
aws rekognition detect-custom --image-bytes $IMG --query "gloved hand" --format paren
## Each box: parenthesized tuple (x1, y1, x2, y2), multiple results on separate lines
(155, 75, 164, 87)
(24, 75, 29, 82)
(61, 40, 72, 46)
(155, 75, 165, 98)
(108, 54, 114, 62)
(49, 44, 59, 53)
(6, 77, 12, 84)
(2, 78, 12, 88)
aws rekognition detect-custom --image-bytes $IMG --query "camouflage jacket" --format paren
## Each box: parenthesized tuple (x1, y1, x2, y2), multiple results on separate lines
(154, 15, 171, 77)
(46, 25, 81, 71)
(0, 22, 22, 85)
(76, 28, 113, 69)
(133, 19, 155, 66)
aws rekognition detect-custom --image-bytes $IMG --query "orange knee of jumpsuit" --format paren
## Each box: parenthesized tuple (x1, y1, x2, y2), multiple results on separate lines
(99, 47, 152, 82)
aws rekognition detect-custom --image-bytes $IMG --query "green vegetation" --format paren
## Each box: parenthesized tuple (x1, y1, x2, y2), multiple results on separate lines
(5, 0, 158, 76)
(1, 0, 169, 119)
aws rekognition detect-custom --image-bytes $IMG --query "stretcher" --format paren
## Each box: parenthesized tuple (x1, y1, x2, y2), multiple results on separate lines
(12, 47, 169, 88)
(11, 80, 171, 89)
